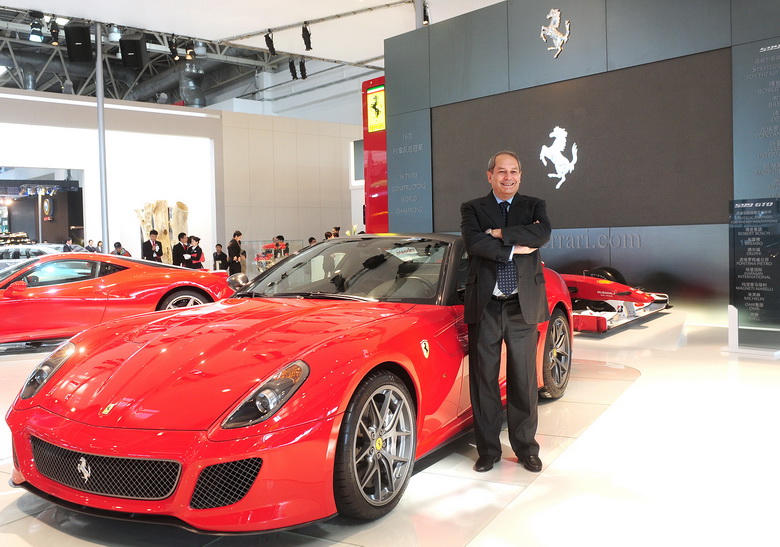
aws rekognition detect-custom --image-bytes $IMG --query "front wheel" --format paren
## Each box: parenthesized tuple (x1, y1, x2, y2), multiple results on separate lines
(334, 371, 417, 520)
(540, 309, 572, 399)
(158, 289, 210, 310)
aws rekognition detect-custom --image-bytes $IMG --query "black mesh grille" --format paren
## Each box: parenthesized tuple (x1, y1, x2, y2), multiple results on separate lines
(30, 436, 181, 500)
(190, 458, 262, 509)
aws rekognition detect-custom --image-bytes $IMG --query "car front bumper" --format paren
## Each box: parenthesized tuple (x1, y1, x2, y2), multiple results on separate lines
(7, 406, 340, 533)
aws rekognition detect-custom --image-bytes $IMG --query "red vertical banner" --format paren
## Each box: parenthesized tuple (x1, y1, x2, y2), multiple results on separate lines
(362, 77, 388, 233)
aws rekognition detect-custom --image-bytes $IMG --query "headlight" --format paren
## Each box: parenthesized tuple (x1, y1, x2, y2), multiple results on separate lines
(20, 342, 76, 399)
(222, 360, 310, 429)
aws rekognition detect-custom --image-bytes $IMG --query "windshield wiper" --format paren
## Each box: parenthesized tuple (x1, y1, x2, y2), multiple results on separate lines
(266, 291, 375, 302)
(233, 291, 269, 298)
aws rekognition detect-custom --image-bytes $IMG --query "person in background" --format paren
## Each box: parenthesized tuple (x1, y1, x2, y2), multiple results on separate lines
(188, 236, 205, 269)
(63, 237, 75, 252)
(96, 241, 104, 253)
(324, 231, 333, 240)
(110, 242, 131, 256)
(141, 229, 163, 262)
(332, 226, 340, 238)
(85, 239, 96, 252)
(227, 230, 242, 275)
(273, 235, 289, 259)
(172, 232, 189, 267)
(308, 237, 317, 245)
(213, 243, 228, 270)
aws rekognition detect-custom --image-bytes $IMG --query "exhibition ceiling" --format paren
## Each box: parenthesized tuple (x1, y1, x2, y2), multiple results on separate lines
(0, 1, 501, 104)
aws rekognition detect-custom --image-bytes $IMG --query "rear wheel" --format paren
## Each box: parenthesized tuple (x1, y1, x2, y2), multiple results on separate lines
(540, 309, 572, 399)
(334, 371, 417, 520)
(158, 290, 210, 310)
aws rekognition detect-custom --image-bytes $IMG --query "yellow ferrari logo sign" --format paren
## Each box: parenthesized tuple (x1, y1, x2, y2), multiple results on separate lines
(367, 85, 385, 133)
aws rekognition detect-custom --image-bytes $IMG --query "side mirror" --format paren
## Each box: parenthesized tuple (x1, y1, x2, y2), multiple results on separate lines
(3, 280, 28, 298)
(227, 272, 249, 291)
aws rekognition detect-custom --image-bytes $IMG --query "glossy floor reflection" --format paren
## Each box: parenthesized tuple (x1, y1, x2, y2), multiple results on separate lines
(2, 304, 779, 546)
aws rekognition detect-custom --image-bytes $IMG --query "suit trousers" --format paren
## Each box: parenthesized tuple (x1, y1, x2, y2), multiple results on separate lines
(468, 297, 540, 458)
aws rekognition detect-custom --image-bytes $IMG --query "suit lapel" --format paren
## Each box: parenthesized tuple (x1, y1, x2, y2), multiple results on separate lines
(480, 192, 505, 228)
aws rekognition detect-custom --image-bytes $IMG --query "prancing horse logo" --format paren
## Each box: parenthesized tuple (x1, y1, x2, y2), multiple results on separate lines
(540, 8, 571, 59)
(77, 456, 91, 483)
(540, 126, 578, 189)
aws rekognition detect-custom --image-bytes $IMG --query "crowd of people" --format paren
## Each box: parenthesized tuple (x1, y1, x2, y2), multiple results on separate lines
(74, 225, 346, 273)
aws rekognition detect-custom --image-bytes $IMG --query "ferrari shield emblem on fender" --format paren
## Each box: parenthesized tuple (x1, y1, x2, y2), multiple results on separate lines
(100, 403, 117, 416)
(420, 340, 430, 359)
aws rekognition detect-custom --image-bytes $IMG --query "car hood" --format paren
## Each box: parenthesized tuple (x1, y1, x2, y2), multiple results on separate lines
(38, 297, 413, 431)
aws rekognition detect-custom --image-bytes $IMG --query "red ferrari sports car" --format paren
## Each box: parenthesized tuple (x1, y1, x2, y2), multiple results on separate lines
(6, 235, 573, 533)
(0, 252, 232, 345)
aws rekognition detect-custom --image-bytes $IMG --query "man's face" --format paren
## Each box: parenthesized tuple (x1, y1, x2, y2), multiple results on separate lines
(487, 154, 522, 201)
(151, 233, 157, 242)
(180, 235, 188, 244)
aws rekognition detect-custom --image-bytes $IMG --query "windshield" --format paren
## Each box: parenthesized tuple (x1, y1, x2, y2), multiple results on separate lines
(0, 257, 38, 282)
(237, 237, 449, 303)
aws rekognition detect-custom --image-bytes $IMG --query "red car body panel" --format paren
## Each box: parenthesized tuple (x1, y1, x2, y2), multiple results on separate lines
(6, 236, 572, 533)
(0, 253, 232, 344)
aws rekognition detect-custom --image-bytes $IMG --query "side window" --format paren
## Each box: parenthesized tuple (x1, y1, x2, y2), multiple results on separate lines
(98, 263, 128, 277)
(457, 250, 469, 291)
(23, 260, 97, 287)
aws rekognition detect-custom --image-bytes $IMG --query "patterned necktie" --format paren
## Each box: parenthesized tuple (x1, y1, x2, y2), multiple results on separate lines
(497, 201, 517, 295)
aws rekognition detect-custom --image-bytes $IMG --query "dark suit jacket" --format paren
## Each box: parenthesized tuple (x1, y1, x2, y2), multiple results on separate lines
(172, 242, 188, 267)
(141, 239, 162, 261)
(460, 191, 552, 325)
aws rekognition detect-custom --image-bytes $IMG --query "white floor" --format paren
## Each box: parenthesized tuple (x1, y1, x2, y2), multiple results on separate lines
(2, 303, 779, 546)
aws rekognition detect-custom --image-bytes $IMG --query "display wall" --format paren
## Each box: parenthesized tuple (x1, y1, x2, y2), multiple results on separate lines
(384, 0, 780, 318)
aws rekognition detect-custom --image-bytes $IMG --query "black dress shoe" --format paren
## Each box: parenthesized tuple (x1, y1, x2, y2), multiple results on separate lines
(519, 454, 543, 472)
(473, 455, 501, 472)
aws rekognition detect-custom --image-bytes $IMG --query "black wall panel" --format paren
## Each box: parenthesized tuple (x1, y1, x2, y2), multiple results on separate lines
(385, 27, 431, 116)
(429, 2, 510, 107)
(606, 0, 731, 70)
(732, 0, 780, 46)
(432, 49, 733, 231)
(508, 0, 608, 90)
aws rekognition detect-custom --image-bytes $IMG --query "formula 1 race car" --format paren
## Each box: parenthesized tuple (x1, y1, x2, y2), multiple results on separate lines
(562, 267, 670, 333)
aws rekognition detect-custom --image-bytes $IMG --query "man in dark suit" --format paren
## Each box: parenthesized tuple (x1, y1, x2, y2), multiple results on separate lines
(141, 230, 163, 262)
(172, 232, 189, 267)
(460, 150, 552, 474)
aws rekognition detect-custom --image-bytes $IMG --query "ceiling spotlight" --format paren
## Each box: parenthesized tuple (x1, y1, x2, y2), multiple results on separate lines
(289, 59, 298, 80)
(423, 3, 430, 26)
(29, 11, 44, 43)
(168, 35, 179, 60)
(49, 19, 59, 45)
(108, 24, 122, 42)
(185, 43, 194, 60)
(299, 59, 307, 79)
(302, 22, 312, 51)
(194, 40, 207, 56)
(62, 79, 74, 94)
(264, 30, 276, 56)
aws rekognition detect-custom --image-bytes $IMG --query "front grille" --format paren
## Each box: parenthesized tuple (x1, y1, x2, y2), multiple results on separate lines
(30, 436, 181, 500)
(190, 458, 262, 509)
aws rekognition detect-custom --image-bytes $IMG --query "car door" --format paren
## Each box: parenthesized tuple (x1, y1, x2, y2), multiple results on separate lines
(1, 258, 108, 341)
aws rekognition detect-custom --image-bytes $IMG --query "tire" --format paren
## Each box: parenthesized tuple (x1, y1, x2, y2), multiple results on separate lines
(540, 309, 572, 399)
(585, 266, 627, 285)
(158, 289, 210, 310)
(334, 370, 417, 520)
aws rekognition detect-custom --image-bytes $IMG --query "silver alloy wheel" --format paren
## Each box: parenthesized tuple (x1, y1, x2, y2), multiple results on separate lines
(541, 309, 572, 399)
(351, 383, 415, 507)
(163, 292, 206, 309)
(547, 313, 571, 387)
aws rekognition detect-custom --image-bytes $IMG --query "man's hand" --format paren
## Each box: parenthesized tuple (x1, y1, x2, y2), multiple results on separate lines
(512, 245, 537, 255)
